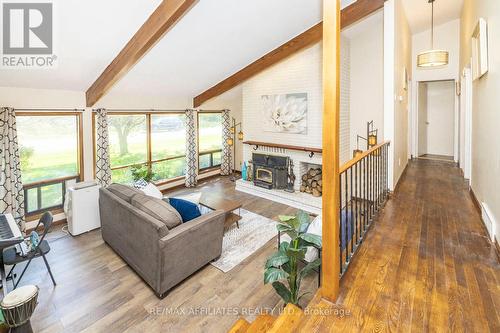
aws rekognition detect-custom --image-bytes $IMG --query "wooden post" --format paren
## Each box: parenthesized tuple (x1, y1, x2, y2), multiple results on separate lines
(321, 0, 341, 302)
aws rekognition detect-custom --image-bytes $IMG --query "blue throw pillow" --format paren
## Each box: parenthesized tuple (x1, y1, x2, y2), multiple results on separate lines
(168, 198, 201, 223)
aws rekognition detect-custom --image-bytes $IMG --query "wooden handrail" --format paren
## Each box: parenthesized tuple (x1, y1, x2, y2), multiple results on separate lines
(339, 141, 390, 174)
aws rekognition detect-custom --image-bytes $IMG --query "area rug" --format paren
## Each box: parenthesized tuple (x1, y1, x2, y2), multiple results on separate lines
(211, 209, 278, 273)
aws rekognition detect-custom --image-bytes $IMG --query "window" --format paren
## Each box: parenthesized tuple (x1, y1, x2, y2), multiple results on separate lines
(107, 114, 148, 183)
(17, 113, 82, 215)
(95, 113, 187, 184)
(198, 113, 223, 171)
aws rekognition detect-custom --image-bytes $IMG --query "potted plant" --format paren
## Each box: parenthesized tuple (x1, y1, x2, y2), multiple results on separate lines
(130, 164, 156, 183)
(264, 211, 322, 307)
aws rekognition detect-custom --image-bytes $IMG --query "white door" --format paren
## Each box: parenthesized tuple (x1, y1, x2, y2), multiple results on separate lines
(425, 81, 455, 157)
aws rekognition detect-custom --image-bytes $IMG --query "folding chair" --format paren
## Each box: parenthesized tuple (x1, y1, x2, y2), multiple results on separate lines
(4, 212, 56, 288)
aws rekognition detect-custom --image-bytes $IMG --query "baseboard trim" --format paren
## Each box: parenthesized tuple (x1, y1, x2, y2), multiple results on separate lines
(495, 237, 500, 261)
(469, 188, 500, 259)
(393, 162, 410, 195)
(469, 188, 481, 214)
(26, 218, 67, 234)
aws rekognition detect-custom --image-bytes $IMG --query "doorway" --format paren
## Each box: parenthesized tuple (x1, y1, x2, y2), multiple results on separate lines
(417, 80, 456, 161)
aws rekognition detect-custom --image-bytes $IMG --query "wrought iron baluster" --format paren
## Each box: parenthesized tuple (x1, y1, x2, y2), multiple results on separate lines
(339, 171, 344, 274)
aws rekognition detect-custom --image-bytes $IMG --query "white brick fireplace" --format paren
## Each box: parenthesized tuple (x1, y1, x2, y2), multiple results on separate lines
(236, 145, 322, 214)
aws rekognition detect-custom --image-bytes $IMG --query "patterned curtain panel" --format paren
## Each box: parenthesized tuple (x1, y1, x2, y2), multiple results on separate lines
(221, 109, 232, 176)
(0, 107, 25, 231)
(95, 108, 112, 187)
(185, 109, 198, 187)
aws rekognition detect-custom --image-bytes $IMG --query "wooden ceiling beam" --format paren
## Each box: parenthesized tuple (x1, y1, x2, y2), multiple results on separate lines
(193, 22, 322, 108)
(86, 0, 198, 107)
(193, 0, 384, 107)
(341, 0, 385, 29)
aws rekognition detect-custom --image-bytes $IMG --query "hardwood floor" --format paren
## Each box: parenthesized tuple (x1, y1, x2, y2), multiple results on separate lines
(16, 176, 317, 333)
(8, 159, 500, 332)
(297, 159, 500, 332)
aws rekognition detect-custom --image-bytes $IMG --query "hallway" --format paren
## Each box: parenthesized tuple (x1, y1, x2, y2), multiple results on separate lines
(299, 159, 500, 332)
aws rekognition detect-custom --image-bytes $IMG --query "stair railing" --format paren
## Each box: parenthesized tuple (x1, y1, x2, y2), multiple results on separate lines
(338, 141, 390, 276)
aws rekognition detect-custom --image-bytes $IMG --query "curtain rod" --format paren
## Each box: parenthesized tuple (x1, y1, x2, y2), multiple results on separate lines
(14, 108, 85, 112)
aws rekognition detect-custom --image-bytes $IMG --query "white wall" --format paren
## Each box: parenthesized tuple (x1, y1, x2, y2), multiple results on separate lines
(241, 40, 351, 167)
(411, 19, 460, 162)
(393, 0, 412, 186)
(349, 17, 384, 154)
(424, 81, 455, 156)
(242, 44, 323, 149)
(384, 0, 412, 190)
(460, 0, 500, 242)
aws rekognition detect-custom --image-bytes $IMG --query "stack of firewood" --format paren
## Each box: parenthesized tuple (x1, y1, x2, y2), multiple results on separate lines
(300, 167, 322, 197)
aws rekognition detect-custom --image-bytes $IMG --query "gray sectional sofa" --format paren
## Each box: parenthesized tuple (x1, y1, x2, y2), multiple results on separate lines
(99, 184, 225, 298)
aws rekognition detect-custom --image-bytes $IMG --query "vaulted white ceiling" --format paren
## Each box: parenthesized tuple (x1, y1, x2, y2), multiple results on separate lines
(1, 0, 360, 100)
(0, 0, 162, 91)
(110, 0, 323, 99)
(402, 0, 464, 34)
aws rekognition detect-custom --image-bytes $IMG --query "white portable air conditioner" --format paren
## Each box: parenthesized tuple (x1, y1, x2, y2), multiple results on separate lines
(65, 181, 101, 236)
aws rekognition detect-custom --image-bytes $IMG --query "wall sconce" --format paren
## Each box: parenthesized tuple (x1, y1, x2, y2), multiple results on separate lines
(368, 134, 377, 147)
(238, 131, 244, 141)
(367, 121, 378, 148)
(352, 120, 379, 158)
(353, 149, 364, 158)
(227, 137, 234, 146)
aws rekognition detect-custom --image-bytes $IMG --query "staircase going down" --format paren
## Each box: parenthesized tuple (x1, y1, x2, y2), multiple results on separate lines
(228, 304, 306, 333)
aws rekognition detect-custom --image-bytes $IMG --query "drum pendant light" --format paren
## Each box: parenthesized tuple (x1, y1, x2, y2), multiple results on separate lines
(417, 0, 449, 68)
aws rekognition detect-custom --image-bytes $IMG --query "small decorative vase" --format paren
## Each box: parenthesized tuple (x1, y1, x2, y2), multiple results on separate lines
(241, 162, 247, 181)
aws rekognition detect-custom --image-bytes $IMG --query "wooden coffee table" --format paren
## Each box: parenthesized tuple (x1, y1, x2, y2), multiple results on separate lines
(200, 195, 242, 229)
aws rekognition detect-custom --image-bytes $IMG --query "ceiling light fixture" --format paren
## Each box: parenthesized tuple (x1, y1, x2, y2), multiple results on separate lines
(417, 0, 449, 68)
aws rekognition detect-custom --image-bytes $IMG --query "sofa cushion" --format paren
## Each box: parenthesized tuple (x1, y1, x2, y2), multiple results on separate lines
(140, 183, 163, 199)
(107, 183, 143, 203)
(167, 198, 202, 223)
(131, 194, 182, 229)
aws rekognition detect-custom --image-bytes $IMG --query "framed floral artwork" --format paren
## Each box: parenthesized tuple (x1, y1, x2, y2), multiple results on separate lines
(261, 93, 308, 134)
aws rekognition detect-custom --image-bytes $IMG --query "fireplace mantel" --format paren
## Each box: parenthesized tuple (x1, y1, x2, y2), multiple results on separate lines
(243, 141, 322, 158)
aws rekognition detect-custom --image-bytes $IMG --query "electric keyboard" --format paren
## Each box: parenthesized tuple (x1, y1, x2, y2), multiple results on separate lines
(0, 214, 24, 297)
(0, 214, 23, 248)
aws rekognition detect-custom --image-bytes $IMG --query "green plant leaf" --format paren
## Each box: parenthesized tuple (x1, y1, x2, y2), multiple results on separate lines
(279, 215, 296, 222)
(298, 259, 321, 282)
(277, 223, 293, 232)
(299, 233, 322, 248)
(282, 262, 291, 274)
(264, 267, 289, 284)
(265, 251, 289, 268)
(297, 211, 311, 229)
(272, 282, 291, 303)
(283, 230, 298, 240)
(279, 241, 290, 253)
(286, 247, 306, 260)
